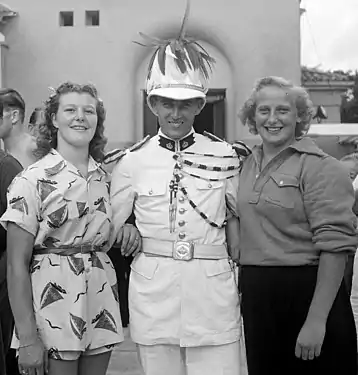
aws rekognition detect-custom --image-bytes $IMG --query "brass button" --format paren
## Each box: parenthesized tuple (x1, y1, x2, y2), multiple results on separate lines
(178, 220, 186, 227)
(178, 173, 184, 180)
(178, 232, 186, 239)
(178, 196, 185, 203)
(179, 208, 186, 214)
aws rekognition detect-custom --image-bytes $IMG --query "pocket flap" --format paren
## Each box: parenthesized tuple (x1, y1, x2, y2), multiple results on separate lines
(270, 173, 299, 188)
(205, 259, 232, 277)
(130, 253, 158, 280)
(137, 182, 167, 196)
(194, 179, 224, 190)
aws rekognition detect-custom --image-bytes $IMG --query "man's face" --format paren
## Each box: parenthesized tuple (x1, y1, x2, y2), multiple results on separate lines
(0, 109, 15, 140)
(151, 97, 204, 140)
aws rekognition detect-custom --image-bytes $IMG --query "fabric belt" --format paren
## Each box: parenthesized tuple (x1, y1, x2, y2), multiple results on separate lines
(32, 245, 101, 256)
(142, 238, 228, 261)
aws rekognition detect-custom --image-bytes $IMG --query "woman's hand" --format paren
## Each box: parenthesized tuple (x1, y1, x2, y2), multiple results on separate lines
(116, 224, 142, 257)
(18, 338, 48, 375)
(295, 317, 326, 360)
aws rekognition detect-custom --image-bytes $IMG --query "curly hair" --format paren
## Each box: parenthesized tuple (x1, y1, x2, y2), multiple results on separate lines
(35, 82, 107, 162)
(238, 76, 314, 139)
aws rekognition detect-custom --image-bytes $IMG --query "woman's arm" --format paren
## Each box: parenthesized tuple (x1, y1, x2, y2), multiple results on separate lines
(225, 216, 240, 263)
(7, 223, 37, 344)
(296, 155, 358, 360)
(307, 251, 347, 321)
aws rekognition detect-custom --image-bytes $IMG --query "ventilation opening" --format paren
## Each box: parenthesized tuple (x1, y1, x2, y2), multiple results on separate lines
(59, 11, 74, 27)
(85, 10, 100, 26)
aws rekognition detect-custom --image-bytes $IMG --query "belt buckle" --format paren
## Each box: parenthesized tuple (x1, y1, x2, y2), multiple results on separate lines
(173, 241, 194, 261)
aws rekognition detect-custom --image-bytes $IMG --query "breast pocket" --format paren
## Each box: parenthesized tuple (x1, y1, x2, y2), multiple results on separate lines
(136, 180, 168, 212)
(264, 172, 299, 209)
(194, 179, 225, 191)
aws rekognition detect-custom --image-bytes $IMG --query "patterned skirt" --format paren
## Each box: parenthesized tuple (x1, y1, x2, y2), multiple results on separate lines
(12, 251, 124, 355)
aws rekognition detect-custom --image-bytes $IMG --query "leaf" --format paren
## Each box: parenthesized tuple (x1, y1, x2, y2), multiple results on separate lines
(68, 256, 85, 276)
(92, 309, 117, 333)
(70, 313, 87, 340)
(40, 282, 65, 309)
(45, 160, 66, 177)
(157, 45, 167, 76)
(178, 0, 191, 41)
(47, 205, 68, 229)
(111, 283, 119, 303)
(147, 47, 160, 80)
(138, 32, 167, 46)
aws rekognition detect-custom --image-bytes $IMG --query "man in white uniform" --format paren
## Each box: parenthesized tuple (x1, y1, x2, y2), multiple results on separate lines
(106, 5, 250, 374)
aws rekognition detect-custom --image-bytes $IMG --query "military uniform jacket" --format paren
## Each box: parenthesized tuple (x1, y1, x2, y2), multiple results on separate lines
(110, 130, 242, 347)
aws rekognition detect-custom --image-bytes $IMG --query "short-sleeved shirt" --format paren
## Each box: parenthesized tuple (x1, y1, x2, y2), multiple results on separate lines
(237, 137, 358, 266)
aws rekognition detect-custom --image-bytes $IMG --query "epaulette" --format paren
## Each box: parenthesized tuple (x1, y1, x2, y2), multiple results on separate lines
(203, 131, 251, 158)
(203, 131, 225, 143)
(103, 135, 151, 165)
(232, 140, 252, 158)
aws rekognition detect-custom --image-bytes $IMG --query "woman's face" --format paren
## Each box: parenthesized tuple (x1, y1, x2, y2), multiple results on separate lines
(52, 92, 98, 150)
(254, 86, 300, 149)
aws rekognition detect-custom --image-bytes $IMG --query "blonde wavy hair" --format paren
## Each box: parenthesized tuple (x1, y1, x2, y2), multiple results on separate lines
(239, 76, 314, 139)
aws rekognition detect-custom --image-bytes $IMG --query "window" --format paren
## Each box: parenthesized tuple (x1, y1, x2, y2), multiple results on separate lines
(59, 11, 74, 27)
(85, 10, 100, 26)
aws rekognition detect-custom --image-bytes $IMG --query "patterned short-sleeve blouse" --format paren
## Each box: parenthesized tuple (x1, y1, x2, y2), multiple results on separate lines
(1, 149, 123, 354)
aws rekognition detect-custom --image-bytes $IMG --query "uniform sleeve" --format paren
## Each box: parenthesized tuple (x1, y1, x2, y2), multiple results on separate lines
(226, 174, 239, 217)
(110, 154, 136, 242)
(225, 147, 242, 217)
(0, 175, 40, 237)
(303, 155, 358, 253)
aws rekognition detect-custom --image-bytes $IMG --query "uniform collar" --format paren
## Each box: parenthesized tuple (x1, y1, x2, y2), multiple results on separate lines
(158, 129, 195, 152)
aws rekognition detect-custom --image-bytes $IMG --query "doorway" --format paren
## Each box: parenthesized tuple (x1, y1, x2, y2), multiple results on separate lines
(142, 89, 227, 139)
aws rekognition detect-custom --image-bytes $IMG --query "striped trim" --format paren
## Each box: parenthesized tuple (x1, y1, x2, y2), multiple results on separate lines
(103, 135, 151, 165)
(173, 154, 240, 172)
(182, 170, 239, 181)
(179, 151, 237, 159)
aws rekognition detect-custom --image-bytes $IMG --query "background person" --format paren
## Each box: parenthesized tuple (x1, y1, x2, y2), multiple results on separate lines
(0, 89, 37, 168)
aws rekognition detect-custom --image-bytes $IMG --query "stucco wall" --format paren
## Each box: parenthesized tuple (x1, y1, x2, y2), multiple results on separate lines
(1, 0, 301, 149)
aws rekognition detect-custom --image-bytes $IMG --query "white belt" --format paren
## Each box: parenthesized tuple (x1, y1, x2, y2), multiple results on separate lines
(142, 238, 228, 261)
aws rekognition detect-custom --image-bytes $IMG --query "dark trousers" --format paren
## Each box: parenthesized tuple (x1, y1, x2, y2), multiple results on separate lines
(241, 265, 357, 375)
(108, 248, 132, 327)
(0, 253, 17, 375)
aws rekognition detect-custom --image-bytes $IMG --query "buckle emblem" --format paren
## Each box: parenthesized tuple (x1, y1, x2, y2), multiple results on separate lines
(173, 241, 194, 261)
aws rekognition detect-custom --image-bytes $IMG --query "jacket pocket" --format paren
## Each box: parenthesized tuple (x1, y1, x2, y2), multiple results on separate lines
(130, 253, 159, 280)
(205, 259, 232, 277)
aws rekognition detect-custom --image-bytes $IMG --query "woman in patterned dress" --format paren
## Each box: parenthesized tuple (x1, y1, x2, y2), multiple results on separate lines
(1, 82, 140, 375)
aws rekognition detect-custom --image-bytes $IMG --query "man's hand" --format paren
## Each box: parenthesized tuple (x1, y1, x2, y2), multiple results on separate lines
(116, 224, 142, 257)
(295, 317, 326, 360)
